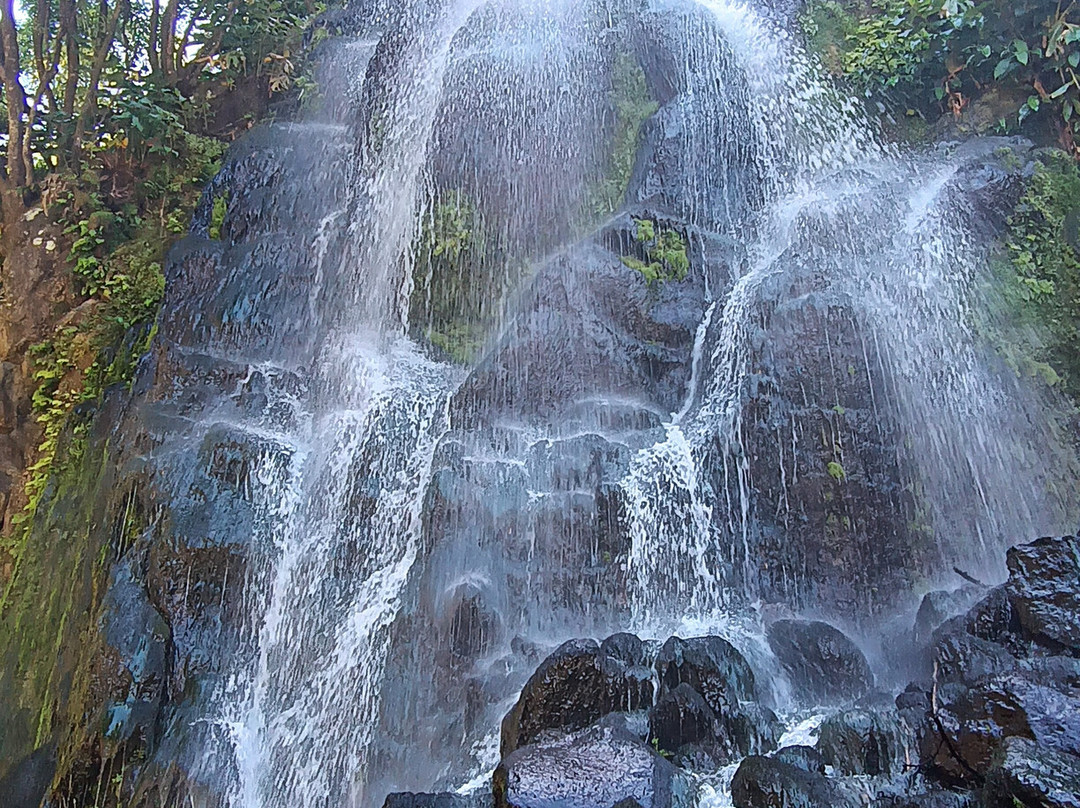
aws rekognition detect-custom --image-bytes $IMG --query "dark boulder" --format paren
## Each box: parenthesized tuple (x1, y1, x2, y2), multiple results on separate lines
(921, 667, 1080, 785)
(493, 724, 695, 808)
(656, 635, 756, 710)
(501, 638, 654, 755)
(930, 620, 1017, 685)
(601, 633, 650, 667)
(914, 586, 985, 648)
(818, 708, 913, 777)
(649, 682, 780, 767)
(1005, 536, 1080, 653)
(984, 736, 1080, 808)
(963, 587, 1026, 655)
(773, 745, 825, 774)
(870, 790, 973, 808)
(730, 755, 862, 808)
(650, 683, 721, 753)
(766, 620, 873, 704)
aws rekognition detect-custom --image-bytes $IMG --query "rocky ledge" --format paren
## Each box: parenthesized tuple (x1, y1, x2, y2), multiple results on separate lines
(384, 534, 1080, 808)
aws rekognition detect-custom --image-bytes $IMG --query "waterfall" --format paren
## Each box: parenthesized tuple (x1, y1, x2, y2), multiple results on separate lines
(105, 0, 1079, 805)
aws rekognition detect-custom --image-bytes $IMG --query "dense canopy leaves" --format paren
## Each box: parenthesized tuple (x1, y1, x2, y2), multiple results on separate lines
(0, 0, 320, 199)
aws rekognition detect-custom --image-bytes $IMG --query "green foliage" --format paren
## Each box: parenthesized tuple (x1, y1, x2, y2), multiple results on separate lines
(15, 130, 218, 536)
(588, 49, 659, 221)
(209, 192, 230, 240)
(1000, 151, 1080, 401)
(827, 460, 847, 481)
(801, 0, 861, 76)
(621, 218, 691, 284)
(801, 0, 1080, 149)
(410, 191, 494, 364)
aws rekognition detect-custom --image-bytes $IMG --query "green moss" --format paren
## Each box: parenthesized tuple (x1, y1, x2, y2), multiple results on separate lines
(409, 191, 500, 365)
(208, 191, 230, 240)
(985, 150, 1080, 406)
(0, 422, 113, 772)
(621, 218, 690, 284)
(425, 322, 485, 365)
(587, 49, 658, 222)
(827, 461, 846, 481)
(799, 0, 861, 76)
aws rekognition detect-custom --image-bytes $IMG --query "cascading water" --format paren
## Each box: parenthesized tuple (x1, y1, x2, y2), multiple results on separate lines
(98, 0, 1079, 805)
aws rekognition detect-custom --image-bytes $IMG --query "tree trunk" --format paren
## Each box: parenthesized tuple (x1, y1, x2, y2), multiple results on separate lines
(72, 0, 124, 162)
(0, 0, 27, 192)
(60, 0, 79, 119)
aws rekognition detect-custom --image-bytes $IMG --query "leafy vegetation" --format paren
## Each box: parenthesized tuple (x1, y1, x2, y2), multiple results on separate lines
(621, 218, 690, 284)
(588, 49, 658, 220)
(989, 151, 1080, 401)
(801, 0, 1080, 151)
(0, 0, 332, 542)
(410, 191, 496, 364)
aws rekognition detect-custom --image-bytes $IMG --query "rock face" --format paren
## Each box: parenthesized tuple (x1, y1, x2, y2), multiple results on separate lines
(905, 537, 1080, 804)
(766, 619, 874, 704)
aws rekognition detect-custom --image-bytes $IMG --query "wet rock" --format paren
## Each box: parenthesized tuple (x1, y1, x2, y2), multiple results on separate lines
(493, 724, 695, 808)
(930, 620, 1017, 685)
(601, 633, 650, 667)
(648, 682, 778, 766)
(984, 736, 1080, 808)
(1005, 536, 1080, 652)
(766, 620, 873, 703)
(650, 683, 720, 753)
(451, 235, 704, 429)
(500, 638, 654, 755)
(963, 587, 1027, 657)
(773, 745, 825, 774)
(99, 559, 171, 746)
(656, 635, 756, 710)
(730, 755, 861, 808)
(818, 708, 913, 777)
(914, 586, 985, 648)
(443, 583, 500, 662)
(922, 667, 1080, 785)
(870, 789, 973, 808)
(717, 702, 784, 762)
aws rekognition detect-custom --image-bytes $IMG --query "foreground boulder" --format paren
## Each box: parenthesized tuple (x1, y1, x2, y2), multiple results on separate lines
(648, 683, 781, 767)
(730, 756, 862, 808)
(818, 708, 913, 778)
(493, 724, 694, 808)
(1005, 535, 1080, 653)
(656, 635, 757, 708)
(922, 667, 1080, 785)
(773, 745, 826, 774)
(766, 619, 874, 703)
(383, 794, 476, 808)
(984, 736, 1080, 808)
(500, 637, 653, 755)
